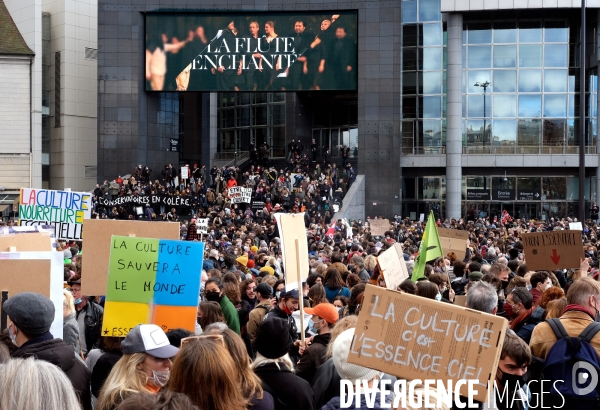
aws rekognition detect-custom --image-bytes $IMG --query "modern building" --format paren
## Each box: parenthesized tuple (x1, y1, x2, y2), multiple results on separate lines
(96, 0, 600, 221)
(3, 0, 97, 196)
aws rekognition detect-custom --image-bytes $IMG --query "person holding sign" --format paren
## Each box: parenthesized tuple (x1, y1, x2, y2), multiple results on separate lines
(96, 324, 179, 410)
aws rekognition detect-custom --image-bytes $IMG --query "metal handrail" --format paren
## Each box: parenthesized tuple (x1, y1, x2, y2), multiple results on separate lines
(401, 146, 597, 155)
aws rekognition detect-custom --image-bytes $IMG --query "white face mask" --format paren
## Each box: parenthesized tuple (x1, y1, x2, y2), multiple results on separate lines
(544, 282, 552, 291)
(147, 368, 170, 388)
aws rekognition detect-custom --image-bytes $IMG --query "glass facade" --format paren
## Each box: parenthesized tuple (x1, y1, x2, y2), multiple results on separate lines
(42, 13, 51, 188)
(217, 92, 286, 158)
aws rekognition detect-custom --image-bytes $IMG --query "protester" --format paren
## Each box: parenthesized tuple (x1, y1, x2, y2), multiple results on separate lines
(5, 292, 92, 410)
(62, 288, 82, 356)
(68, 276, 104, 356)
(96, 324, 179, 410)
(247, 282, 273, 351)
(264, 287, 301, 362)
(197, 301, 226, 332)
(204, 277, 241, 335)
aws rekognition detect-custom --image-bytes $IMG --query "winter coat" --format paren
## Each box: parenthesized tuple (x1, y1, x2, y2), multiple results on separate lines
(62, 312, 82, 357)
(321, 393, 386, 410)
(219, 294, 241, 335)
(513, 305, 545, 344)
(253, 362, 315, 410)
(13, 333, 92, 410)
(296, 333, 331, 384)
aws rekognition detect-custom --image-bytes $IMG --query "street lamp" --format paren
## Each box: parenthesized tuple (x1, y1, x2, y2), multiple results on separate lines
(474, 81, 491, 149)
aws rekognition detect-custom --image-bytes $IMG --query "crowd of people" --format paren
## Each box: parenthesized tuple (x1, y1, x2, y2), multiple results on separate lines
(4, 209, 600, 409)
(91, 157, 356, 228)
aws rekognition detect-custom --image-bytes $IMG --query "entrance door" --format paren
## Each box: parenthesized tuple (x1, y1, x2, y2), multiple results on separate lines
(489, 202, 514, 222)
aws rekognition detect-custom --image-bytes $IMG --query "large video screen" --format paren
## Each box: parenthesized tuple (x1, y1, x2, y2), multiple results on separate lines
(145, 11, 357, 92)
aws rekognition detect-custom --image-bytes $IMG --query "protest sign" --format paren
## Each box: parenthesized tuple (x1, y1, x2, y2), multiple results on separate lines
(438, 227, 469, 261)
(454, 295, 467, 308)
(181, 166, 189, 180)
(102, 236, 204, 336)
(419, 213, 425, 222)
(0, 231, 53, 252)
(81, 219, 180, 295)
(522, 231, 583, 271)
(275, 213, 309, 291)
(377, 243, 409, 291)
(19, 188, 91, 241)
(229, 187, 252, 204)
(0, 251, 65, 338)
(569, 222, 583, 231)
(196, 218, 209, 234)
(348, 285, 507, 403)
(370, 219, 390, 236)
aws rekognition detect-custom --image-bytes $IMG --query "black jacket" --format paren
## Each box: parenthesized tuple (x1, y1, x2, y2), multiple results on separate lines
(254, 362, 315, 410)
(76, 298, 104, 354)
(296, 333, 331, 384)
(311, 358, 341, 409)
(13, 333, 92, 410)
(91, 351, 123, 397)
(265, 305, 300, 362)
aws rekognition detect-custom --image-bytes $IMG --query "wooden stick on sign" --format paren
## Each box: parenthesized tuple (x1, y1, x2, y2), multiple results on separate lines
(296, 239, 305, 346)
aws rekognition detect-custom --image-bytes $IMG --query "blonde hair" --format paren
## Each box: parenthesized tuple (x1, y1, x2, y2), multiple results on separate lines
(326, 315, 358, 358)
(567, 277, 600, 306)
(364, 255, 378, 272)
(0, 357, 81, 410)
(62, 289, 75, 315)
(96, 353, 150, 410)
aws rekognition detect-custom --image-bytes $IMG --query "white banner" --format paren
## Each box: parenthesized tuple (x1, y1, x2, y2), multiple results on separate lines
(229, 187, 252, 204)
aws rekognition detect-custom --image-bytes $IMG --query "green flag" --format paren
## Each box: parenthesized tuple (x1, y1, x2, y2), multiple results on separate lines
(411, 211, 443, 281)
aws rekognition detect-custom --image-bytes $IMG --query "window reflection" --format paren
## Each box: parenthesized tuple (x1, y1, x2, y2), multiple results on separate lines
(492, 120, 517, 145)
(493, 23, 517, 43)
(419, 177, 441, 200)
(422, 120, 443, 146)
(544, 22, 568, 43)
(543, 177, 566, 200)
(519, 22, 543, 43)
(423, 72, 441, 94)
(493, 70, 516, 92)
(467, 71, 492, 93)
(422, 47, 442, 70)
(493, 95, 516, 117)
(544, 94, 567, 117)
(518, 119, 542, 145)
(419, 0, 441, 22)
(544, 44, 568, 68)
(544, 70, 568, 92)
(543, 119, 566, 146)
(468, 46, 492, 68)
(422, 23, 442, 46)
(518, 70, 542, 92)
(402, 0, 417, 23)
(422, 96, 441, 118)
(519, 95, 542, 117)
(493, 45, 516, 68)
(468, 24, 492, 44)
(519, 45, 542, 67)
(467, 95, 490, 117)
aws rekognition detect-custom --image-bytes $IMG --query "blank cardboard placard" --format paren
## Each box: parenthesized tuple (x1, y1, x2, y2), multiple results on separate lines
(0, 232, 53, 252)
(0, 252, 64, 338)
(348, 285, 507, 403)
(377, 243, 409, 291)
(102, 236, 204, 336)
(81, 219, 180, 295)
(454, 295, 467, 308)
(370, 219, 390, 236)
(438, 228, 469, 261)
(569, 222, 583, 231)
(275, 213, 309, 291)
(522, 231, 583, 271)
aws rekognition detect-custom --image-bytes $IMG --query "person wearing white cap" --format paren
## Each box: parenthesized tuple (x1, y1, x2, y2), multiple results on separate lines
(96, 324, 179, 410)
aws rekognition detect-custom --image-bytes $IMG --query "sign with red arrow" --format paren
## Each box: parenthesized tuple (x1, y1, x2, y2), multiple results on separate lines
(522, 231, 583, 271)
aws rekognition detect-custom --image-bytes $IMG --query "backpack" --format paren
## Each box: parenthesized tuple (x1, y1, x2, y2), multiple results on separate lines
(541, 318, 600, 410)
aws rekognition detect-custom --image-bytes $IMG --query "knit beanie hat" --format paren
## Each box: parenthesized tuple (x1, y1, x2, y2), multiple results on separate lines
(247, 259, 255, 269)
(260, 266, 275, 276)
(256, 317, 292, 359)
(236, 255, 248, 267)
(333, 328, 379, 383)
(251, 246, 258, 253)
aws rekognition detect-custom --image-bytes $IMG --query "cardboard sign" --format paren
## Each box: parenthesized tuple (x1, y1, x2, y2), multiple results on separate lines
(438, 228, 470, 261)
(81, 219, 180, 295)
(348, 285, 507, 403)
(454, 295, 467, 308)
(229, 187, 252, 204)
(377, 243, 409, 291)
(569, 222, 583, 231)
(419, 213, 425, 222)
(370, 219, 390, 236)
(102, 236, 204, 336)
(0, 251, 65, 338)
(522, 231, 583, 271)
(19, 188, 92, 240)
(196, 218, 209, 234)
(0, 232, 53, 252)
(275, 213, 309, 291)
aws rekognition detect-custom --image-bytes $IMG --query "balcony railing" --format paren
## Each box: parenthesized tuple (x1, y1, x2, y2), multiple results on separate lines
(402, 146, 597, 155)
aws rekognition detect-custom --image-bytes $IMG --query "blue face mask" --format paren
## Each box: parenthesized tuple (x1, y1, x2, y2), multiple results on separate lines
(308, 318, 322, 334)
(435, 293, 442, 301)
(74, 297, 83, 305)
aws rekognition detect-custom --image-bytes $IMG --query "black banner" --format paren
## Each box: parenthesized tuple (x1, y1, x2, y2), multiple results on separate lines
(466, 189, 491, 201)
(98, 195, 193, 208)
(492, 189, 515, 201)
(517, 189, 541, 201)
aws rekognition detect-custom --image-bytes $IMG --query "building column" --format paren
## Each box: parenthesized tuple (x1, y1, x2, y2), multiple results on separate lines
(446, 13, 463, 220)
(596, 10, 600, 206)
(209, 92, 218, 168)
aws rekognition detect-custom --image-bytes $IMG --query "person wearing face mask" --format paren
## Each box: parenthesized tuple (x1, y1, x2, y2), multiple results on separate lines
(5, 292, 92, 410)
(96, 324, 179, 410)
(265, 287, 301, 363)
(505, 287, 545, 344)
(296, 303, 339, 384)
(529, 271, 551, 306)
(204, 277, 240, 335)
(68, 276, 104, 357)
(486, 331, 532, 410)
